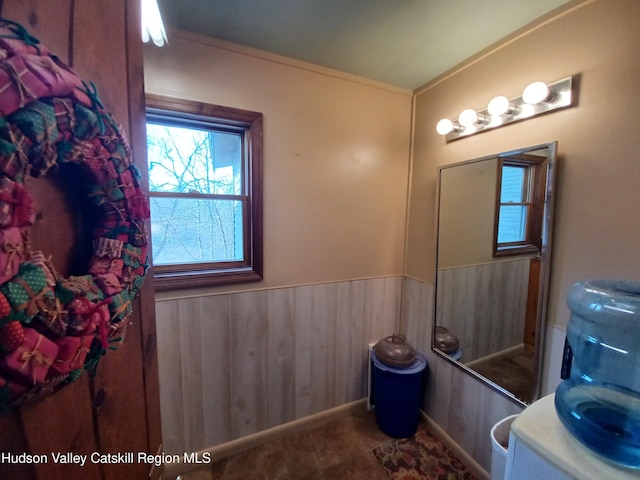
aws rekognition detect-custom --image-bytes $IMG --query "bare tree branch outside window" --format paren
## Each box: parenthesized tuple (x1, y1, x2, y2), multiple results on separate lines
(146, 124, 243, 265)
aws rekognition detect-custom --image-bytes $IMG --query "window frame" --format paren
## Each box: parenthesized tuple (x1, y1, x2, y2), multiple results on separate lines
(145, 94, 263, 290)
(493, 154, 546, 257)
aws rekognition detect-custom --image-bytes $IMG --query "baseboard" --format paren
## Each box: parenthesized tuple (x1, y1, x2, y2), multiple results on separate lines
(420, 411, 490, 480)
(165, 398, 368, 478)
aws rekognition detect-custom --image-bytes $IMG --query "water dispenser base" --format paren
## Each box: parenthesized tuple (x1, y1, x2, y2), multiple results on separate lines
(555, 383, 640, 469)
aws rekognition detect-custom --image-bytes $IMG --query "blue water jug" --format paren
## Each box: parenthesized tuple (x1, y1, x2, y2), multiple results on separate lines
(555, 280, 640, 468)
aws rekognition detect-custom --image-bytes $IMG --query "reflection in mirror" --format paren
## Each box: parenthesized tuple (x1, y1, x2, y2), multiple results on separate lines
(433, 142, 557, 406)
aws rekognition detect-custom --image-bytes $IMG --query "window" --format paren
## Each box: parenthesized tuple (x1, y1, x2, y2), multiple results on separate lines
(494, 154, 545, 256)
(145, 94, 263, 290)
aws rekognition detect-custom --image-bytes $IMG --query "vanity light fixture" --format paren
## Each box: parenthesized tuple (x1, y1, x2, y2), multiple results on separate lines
(487, 95, 515, 116)
(436, 118, 459, 135)
(522, 81, 552, 104)
(458, 108, 486, 127)
(436, 75, 576, 142)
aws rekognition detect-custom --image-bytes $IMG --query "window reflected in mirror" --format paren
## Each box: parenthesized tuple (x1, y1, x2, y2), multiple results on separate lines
(494, 153, 545, 257)
(433, 142, 557, 406)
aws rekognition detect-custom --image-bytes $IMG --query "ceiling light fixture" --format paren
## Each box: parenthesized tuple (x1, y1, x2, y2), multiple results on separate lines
(141, 0, 168, 47)
(435, 75, 576, 142)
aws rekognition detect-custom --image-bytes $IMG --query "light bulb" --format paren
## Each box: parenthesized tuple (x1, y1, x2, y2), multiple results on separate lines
(487, 96, 511, 116)
(522, 81, 550, 104)
(519, 104, 536, 118)
(141, 0, 168, 46)
(487, 116, 503, 128)
(462, 125, 477, 136)
(458, 109, 479, 127)
(436, 118, 454, 135)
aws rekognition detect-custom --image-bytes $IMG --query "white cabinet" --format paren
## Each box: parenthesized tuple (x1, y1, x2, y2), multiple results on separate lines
(505, 394, 640, 480)
(506, 436, 571, 480)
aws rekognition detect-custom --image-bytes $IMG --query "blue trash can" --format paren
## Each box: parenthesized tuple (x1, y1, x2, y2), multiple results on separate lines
(371, 349, 427, 438)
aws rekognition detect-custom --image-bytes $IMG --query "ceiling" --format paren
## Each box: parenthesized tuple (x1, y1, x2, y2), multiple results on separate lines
(157, 0, 575, 90)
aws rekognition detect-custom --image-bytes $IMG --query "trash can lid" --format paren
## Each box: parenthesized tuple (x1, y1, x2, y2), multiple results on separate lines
(434, 326, 460, 354)
(373, 334, 417, 367)
(372, 349, 427, 374)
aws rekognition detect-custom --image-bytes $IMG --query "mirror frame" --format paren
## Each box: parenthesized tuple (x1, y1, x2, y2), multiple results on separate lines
(432, 142, 558, 406)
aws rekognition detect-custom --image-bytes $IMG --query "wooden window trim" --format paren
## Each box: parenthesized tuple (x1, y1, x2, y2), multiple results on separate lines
(145, 94, 263, 290)
(493, 154, 546, 257)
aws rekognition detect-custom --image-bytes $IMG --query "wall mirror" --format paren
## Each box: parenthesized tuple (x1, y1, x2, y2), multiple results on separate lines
(432, 142, 557, 406)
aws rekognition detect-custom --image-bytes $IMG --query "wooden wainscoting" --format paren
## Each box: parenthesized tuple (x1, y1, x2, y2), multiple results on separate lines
(402, 277, 524, 475)
(436, 258, 530, 362)
(155, 276, 401, 455)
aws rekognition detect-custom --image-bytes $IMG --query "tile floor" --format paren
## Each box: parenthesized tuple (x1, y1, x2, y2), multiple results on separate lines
(175, 409, 416, 480)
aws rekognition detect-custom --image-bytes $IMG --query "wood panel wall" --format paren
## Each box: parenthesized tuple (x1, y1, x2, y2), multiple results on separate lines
(0, 2, 161, 479)
(436, 258, 530, 362)
(401, 277, 524, 474)
(156, 276, 401, 455)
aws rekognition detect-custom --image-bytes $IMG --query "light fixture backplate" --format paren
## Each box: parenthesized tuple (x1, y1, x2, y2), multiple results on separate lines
(444, 76, 575, 142)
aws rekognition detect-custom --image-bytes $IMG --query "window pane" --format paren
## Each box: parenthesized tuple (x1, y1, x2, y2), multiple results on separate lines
(498, 205, 527, 243)
(150, 197, 244, 265)
(146, 123, 242, 195)
(500, 166, 525, 203)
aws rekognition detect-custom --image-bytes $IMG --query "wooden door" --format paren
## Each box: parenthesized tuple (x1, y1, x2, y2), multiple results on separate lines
(0, 1, 162, 479)
(523, 257, 541, 353)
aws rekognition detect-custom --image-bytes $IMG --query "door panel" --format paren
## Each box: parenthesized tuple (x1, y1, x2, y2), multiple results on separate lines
(0, 2, 161, 479)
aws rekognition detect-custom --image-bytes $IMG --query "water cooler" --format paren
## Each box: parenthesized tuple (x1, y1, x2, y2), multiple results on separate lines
(505, 394, 640, 480)
(555, 280, 640, 468)
(503, 280, 640, 479)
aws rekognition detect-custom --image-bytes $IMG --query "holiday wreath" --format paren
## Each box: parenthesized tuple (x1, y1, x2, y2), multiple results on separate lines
(0, 19, 149, 409)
